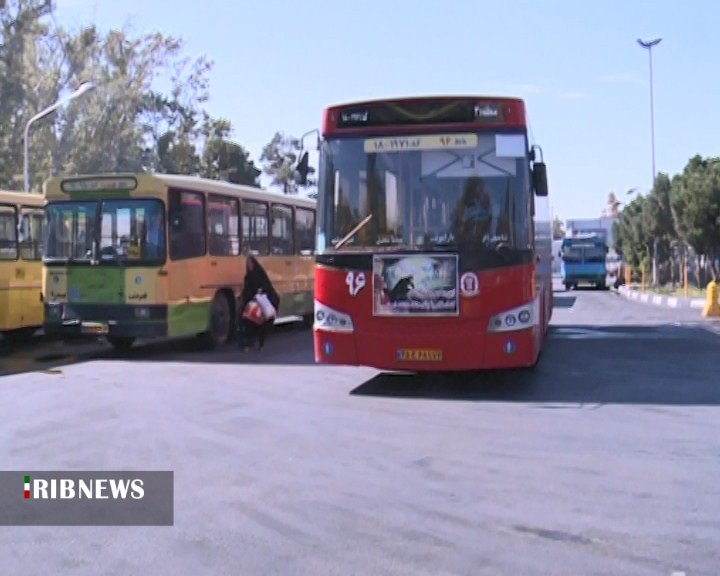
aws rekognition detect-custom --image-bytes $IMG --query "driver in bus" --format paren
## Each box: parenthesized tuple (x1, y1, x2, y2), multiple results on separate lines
(453, 177, 492, 242)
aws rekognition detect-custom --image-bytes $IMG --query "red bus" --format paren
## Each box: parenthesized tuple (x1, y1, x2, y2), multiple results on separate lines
(296, 96, 553, 372)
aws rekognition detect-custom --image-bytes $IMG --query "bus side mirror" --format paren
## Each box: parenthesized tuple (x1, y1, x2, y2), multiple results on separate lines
(533, 162, 548, 197)
(294, 151, 310, 185)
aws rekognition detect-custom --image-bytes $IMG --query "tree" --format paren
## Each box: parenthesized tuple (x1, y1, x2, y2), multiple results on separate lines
(50, 26, 196, 178)
(0, 0, 55, 188)
(1, 1, 268, 205)
(137, 48, 215, 175)
(200, 116, 260, 185)
(671, 155, 720, 280)
(260, 131, 316, 194)
(0, 2, 240, 189)
(643, 172, 677, 285)
(552, 215, 565, 240)
(615, 195, 652, 279)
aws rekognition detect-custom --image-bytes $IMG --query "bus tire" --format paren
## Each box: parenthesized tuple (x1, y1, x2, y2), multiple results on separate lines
(108, 336, 135, 351)
(201, 291, 232, 349)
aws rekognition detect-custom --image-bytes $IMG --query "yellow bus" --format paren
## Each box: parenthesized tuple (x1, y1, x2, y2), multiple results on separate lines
(41, 173, 316, 350)
(0, 190, 45, 343)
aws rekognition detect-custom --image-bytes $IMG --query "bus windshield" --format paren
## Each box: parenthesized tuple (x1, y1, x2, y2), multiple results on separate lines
(317, 132, 532, 254)
(44, 199, 166, 264)
(562, 242, 605, 263)
(561, 245, 583, 262)
(583, 246, 606, 263)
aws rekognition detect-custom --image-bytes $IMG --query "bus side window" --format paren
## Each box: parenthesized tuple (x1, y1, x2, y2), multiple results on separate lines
(295, 207, 315, 255)
(168, 188, 206, 260)
(0, 205, 18, 260)
(208, 195, 239, 257)
(19, 208, 44, 260)
(241, 200, 269, 256)
(270, 204, 294, 255)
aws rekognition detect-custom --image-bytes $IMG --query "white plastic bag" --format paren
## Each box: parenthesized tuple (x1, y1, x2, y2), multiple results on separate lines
(255, 292, 276, 319)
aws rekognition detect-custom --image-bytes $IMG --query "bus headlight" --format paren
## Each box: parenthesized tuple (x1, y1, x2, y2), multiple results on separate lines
(488, 300, 538, 333)
(314, 300, 354, 333)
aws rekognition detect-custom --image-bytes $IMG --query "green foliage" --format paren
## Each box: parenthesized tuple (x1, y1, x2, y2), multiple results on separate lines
(671, 155, 720, 257)
(200, 116, 261, 185)
(552, 215, 565, 240)
(260, 131, 316, 194)
(0, 3, 265, 191)
(615, 195, 652, 272)
(616, 157, 720, 283)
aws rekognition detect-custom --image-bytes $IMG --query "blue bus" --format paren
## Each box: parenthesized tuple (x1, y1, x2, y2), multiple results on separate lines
(560, 234, 608, 290)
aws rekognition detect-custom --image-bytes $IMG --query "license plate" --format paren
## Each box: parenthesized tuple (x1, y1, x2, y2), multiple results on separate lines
(396, 348, 443, 361)
(81, 322, 109, 335)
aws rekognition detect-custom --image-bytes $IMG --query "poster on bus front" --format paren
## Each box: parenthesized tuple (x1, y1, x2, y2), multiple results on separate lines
(372, 253, 459, 317)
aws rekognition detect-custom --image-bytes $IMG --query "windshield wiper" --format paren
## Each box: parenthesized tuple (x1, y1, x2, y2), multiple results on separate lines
(334, 214, 373, 250)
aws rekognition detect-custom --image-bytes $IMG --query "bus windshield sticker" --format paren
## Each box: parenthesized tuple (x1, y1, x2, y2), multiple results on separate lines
(363, 134, 478, 154)
(372, 254, 459, 317)
(495, 134, 526, 158)
(421, 147, 516, 179)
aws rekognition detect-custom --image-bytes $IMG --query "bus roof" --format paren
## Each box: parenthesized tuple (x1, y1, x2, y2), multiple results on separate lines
(325, 95, 525, 110)
(322, 95, 527, 136)
(43, 173, 317, 209)
(564, 232, 605, 241)
(562, 234, 605, 246)
(0, 190, 45, 207)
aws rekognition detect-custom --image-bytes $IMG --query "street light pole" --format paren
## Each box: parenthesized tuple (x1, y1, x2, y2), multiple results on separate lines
(23, 81, 96, 193)
(637, 38, 661, 186)
(638, 38, 661, 286)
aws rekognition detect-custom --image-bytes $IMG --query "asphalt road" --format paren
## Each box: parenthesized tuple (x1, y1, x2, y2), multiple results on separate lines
(1, 283, 719, 575)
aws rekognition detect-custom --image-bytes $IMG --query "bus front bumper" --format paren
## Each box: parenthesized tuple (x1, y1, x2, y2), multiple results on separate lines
(43, 303, 168, 340)
(314, 324, 540, 372)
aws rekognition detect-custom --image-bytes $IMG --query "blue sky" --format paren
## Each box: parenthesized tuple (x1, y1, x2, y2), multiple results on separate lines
(55, 0, 719, 220)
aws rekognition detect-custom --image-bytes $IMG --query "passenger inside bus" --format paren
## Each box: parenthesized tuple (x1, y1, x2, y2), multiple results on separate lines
(453, 177, 492, 242)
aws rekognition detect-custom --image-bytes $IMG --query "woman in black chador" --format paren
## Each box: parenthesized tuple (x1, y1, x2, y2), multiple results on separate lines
(238, 256, 280, 351)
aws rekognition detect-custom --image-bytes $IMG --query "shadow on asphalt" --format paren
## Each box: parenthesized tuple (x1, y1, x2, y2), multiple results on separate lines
(4, 322, 720, 408)
(0, 323, 315, 377)
(349, 324, 720, 406)
(552, 296, 576, 309)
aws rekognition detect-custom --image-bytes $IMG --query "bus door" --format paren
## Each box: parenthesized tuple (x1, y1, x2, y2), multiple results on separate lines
(166, 189, 209, 337)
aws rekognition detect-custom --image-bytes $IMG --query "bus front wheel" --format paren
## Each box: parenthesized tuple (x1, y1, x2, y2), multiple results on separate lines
(202, 292, 232, 349)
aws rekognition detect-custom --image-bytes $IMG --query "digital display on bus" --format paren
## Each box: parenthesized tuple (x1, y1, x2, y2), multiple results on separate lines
(335, 101, 507, 129)
(61, 177, 138, 193)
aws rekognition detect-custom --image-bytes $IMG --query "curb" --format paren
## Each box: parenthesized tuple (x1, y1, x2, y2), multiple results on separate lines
(616, 286, 705, 310)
